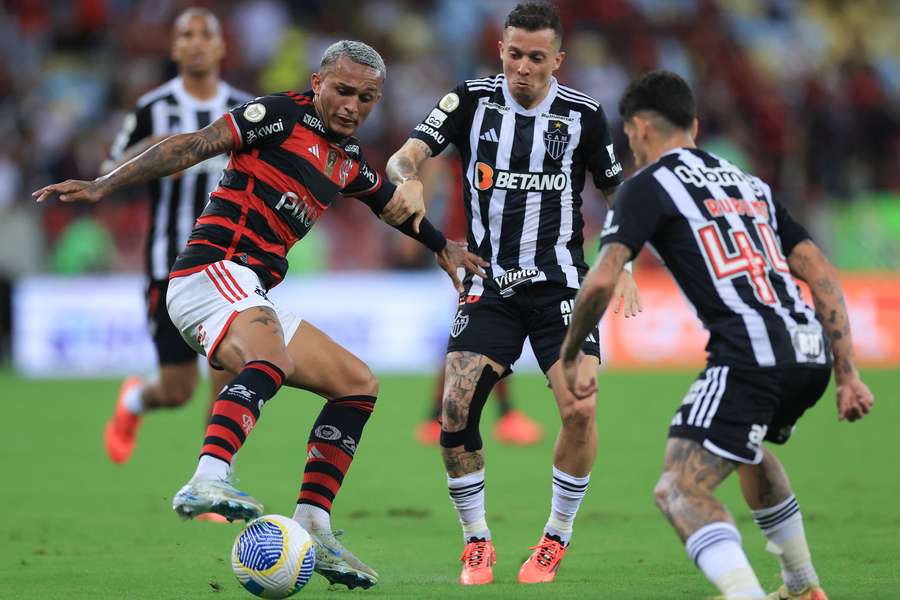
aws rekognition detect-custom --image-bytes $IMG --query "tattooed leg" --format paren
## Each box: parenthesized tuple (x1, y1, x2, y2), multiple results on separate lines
(212, 306, 293, 377)
(736, 447, 794, 510)
(440, 351, 504, 478)
(654, 438, 737, 541)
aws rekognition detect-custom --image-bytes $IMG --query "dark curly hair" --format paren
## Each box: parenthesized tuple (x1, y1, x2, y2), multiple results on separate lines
(619, 70, 696, 130)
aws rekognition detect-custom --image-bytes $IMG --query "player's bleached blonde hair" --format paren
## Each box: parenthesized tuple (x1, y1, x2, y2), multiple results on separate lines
(320, 40, 386, 80)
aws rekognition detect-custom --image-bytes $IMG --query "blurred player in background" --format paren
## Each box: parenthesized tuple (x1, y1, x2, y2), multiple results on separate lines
(35, 40, 486, 590)
(385, 2, 639, 585)
(414, 155, 542, 447)
(102, 8, 253, 469)
(562, 71, 875, 600)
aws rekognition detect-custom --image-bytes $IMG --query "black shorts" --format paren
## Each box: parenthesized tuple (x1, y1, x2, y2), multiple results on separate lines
(669, 364, 831, 464)
(446, 282, 600, 374)
(147, 279, 197, 365)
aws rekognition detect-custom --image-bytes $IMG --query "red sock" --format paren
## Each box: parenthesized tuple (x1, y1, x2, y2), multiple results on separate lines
(298, 395, 376, 513)
(200, 361, 284, 464)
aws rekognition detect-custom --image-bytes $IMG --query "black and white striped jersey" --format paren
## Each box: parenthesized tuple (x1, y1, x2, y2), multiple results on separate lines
(110, 77, 253, 281)
(410, 74, 623, 294)
(602, 147, 831, 369)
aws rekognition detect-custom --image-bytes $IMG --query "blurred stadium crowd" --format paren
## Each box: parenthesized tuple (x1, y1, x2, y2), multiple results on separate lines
(1, 0, 899, 280)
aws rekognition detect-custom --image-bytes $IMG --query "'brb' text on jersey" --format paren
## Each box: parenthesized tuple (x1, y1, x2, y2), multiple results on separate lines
(410, 74, 623, 295)
(110, 77, 253, 281)
(602, 147, 831, 369)
(170, 90, 396, 289)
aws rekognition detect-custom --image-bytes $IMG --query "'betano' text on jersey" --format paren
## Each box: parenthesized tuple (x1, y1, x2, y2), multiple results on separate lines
(602, 147, 831, 369)
(410, 74, 623, 294)
(110, 77, 254, 281)
(169, 90, 396, 289)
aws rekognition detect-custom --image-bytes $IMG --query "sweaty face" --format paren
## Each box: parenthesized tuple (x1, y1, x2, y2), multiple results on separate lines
(311, 56, 383, 138)
(499, 27, 564, 109)
(171, 15, 224, 76)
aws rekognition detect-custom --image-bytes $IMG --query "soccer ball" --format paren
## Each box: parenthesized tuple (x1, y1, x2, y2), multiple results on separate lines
(231, 514, 316, 598)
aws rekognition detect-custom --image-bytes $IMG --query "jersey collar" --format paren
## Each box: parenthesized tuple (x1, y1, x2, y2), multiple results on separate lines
(172, 76, 230, 109)
(501, 74, 559, 116)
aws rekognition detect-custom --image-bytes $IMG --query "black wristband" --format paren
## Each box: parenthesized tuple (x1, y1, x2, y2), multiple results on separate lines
(396, 215, 446, 252)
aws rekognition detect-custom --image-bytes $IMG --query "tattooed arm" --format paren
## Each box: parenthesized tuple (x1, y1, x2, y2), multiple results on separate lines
(787, 239, 874, 421)
(559, 242, 631, 397)
(386, 138, 433, 184)
(33, 117, 235, 204)
(380, 138, 434, 228)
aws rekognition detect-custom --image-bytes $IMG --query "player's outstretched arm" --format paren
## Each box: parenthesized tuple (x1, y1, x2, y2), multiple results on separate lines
(787, 239, 874, 422)
(382, 138, 433, 231)
(33, 117, 234, 204)
(559, 242, 632, 397)
(99, 135, 168, 175)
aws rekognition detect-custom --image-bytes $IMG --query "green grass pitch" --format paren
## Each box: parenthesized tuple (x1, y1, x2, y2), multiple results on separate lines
(2, 369, 898, 599)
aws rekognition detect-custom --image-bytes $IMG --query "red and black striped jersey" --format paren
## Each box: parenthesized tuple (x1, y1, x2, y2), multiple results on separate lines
(171, 90, 396, 289)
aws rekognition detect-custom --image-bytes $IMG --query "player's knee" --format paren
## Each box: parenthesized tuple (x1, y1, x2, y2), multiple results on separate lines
(560, 399, 595, 432)
(355, 365, 380, 397)
(440, 426, 483, 452)
(653, 472, 679, 515)
(247, 351, 295, 380)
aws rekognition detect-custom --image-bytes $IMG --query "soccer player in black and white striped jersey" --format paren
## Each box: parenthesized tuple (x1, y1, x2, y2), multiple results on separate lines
(385, 2, 641, 585)
(102, 8, 253, 471)
(562, 71, 875, 600)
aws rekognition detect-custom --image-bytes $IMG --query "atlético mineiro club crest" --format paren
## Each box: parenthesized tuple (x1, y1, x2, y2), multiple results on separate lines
(544, 121, 570, 160)
(450, 311, 469, 338)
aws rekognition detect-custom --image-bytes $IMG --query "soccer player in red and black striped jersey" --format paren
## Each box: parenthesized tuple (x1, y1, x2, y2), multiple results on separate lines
(34, 40, 486, 591)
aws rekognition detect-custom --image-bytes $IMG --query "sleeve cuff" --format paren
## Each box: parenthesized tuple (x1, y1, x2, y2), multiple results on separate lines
(225, 113, 242, 149)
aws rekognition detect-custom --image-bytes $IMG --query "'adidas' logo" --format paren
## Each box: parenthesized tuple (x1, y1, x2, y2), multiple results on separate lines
(307, 445, 325, 459)
(479, 129, 499, 143)
(308, 144, 320, 158)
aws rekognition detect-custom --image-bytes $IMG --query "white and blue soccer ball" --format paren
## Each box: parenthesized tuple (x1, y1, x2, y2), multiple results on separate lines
(231, 514, 316, 598)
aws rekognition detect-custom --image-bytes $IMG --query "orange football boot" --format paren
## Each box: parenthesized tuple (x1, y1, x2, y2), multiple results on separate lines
(415, 419, 441, 446)
(493, 410, 543, 446)
(459, 539, 496, 585)
(104, 377, 143, 464)
(518, 534, 567, 583)
(195, 512, 230, 523)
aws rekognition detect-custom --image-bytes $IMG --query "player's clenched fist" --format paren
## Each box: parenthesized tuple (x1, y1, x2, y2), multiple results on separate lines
(836, 376, 874, 422)
(32, 179, 103, 204)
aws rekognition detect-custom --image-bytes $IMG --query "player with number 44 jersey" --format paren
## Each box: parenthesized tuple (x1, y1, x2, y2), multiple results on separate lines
(561, 70, 875, 600)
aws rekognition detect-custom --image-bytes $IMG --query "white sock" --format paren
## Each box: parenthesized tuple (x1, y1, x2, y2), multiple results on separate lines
(686, 522, 765, 599)
(448, 469, 490, 542)
(191, 455, 229, 482)
(123, 380, 145, 415)
(753, 495, 819, 593)
(544, 466, 590, 545)
(293, 504, 331, 531)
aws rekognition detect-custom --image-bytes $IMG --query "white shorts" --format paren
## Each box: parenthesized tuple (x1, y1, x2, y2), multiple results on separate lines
(166, 260, 302, 366)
